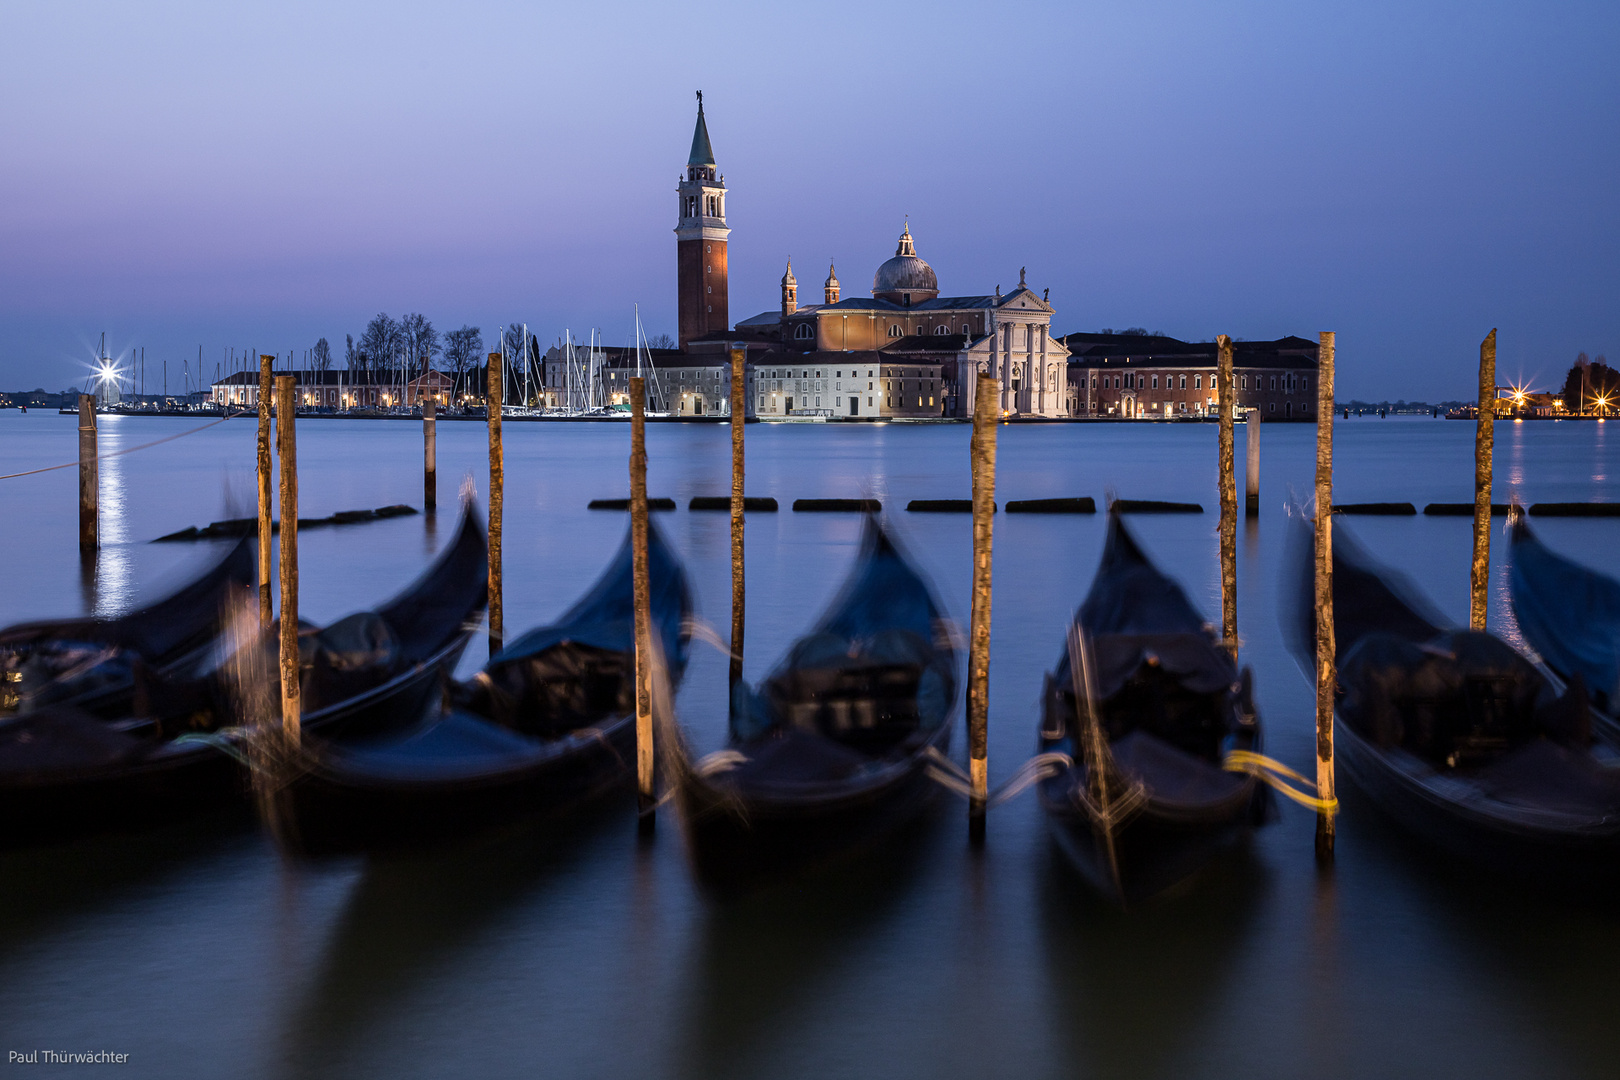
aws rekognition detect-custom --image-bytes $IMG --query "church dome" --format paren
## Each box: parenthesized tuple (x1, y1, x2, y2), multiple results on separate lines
(872, 224, 939, 304)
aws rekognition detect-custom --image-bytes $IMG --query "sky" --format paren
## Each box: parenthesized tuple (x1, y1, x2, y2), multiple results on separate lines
(0, 0, 1615, 400)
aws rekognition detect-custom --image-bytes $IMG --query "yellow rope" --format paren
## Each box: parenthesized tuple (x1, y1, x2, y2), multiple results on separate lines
(1223, 749, 1339, 814)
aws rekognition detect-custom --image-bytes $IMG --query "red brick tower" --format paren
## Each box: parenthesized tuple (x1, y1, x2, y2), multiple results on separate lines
(676, 91, 729, 350)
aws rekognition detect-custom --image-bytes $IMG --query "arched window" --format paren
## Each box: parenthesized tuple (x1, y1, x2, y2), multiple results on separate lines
(888, 325, 902, 338)
(934, 325, 949, 335)
(794, 323, 814, 341)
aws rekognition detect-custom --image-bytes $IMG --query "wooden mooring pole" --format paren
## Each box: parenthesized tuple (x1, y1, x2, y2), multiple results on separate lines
(1314, 331, 1337, 862)
(967, 373, 997, 842)
(275, 375, 301, 746)
(1471, 329, 1497, 631)
(729, 345, 746, 693)
(629, 376, 656, 830)
(257, 355, 274, 628)
(423, 396, 437, 513)
(1217, 335, 1237, 660)
(77, 394, 97, 554)
(1245, 409, 1261, 517)
(487, 354, 504, 656)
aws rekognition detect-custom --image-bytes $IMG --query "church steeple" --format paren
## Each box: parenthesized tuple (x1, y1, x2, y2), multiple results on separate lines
(675, 91, 730, 350)
(688, 91, 715, 168)
(824, 261, 840, 304)
(781, 260, 797, 316)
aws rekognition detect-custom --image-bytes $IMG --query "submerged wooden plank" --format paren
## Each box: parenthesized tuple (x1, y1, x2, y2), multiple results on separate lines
(1333, 502, 1416, 515)
(1004, 497, 1094, 514)
(1113, 499, 1202, 514)
(793, 498, 881, 512)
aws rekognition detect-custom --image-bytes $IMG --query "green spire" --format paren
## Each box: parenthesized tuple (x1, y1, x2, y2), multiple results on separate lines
(688, 90, 715, 167)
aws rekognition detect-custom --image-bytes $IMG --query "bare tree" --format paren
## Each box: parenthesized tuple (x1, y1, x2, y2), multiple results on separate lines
(646, 332, 676, 350)
(400, 313, 440, 375)
(311, 338, 332, 373)
(345, 333, 357, 371)
(358, 313, 399, 378)
(443, 325, 483, 401)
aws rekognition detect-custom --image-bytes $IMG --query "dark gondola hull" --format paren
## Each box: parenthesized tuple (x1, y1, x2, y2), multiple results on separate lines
(1040, 781, 1257, 907)
(1334, 718, 1620, 885)
(1284, 511, 1620, 884)
(274, 714, 637, 856)
(676, 727, 950, 889)
(0, 636, 467, 845)
(1041, 511, 1268, 904)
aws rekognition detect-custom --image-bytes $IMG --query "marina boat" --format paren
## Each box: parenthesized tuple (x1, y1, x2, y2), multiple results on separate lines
(1507, 511, 1620, 713)
(0, 508, 487, 842)
(1283, 510, 1620, 882)
(265, 520, 691, 854)
(1, 537, 254, 718)
(1038, 510, 1269, 906)
(673, 516, 957, 887)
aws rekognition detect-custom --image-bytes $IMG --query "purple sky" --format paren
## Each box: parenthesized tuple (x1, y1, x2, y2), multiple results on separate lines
(1, 0, 1614, 400)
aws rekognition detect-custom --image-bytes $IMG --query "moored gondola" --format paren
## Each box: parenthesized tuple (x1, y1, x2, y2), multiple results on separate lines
(1038, 510, 1269, 906)
(1507, 511, 1620, 714)
(0, 536, 254, 717)
(0, 506, 488, 842)
(673, 516, 957, 888)
(265, 519, 692, 854)
(1282, 509, 1620, 882)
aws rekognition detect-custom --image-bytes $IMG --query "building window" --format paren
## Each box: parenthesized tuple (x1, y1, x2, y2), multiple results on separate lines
(1303, 376, 1310, 391)
(888, 325, 902, 337)
(1241, 374, 1248, 390)
(1152, 375, 1159, 389)
(1269, 401, 1276, 412)
(794, 324, 813, 340)
(1270, 376, 1277, 390)
(1194, 375, 1202, 389)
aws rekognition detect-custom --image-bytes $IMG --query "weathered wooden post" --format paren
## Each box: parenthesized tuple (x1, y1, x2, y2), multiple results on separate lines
(275, 375, 301, 745)
(1314, 331, 1337, 862)
(257, 355, 274, 628)
(77, 395, 97, 553)
(423, 396, 437, 513)
(968, 373, 997, 842)
(1245, 409, 1261, 517)
(729, 345, 747, 693)
(1217, 335, 1237, 660)
(486, 354, 504, 656)
(629, 375, 656, 830)
(1471, 329, 1497, 631)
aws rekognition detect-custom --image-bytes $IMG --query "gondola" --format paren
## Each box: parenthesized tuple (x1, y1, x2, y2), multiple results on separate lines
(0, 535, 254, 717)
(1037, 510, 1268, 906)
(265, 519, 692, 854)
(1282, 509, 1620, 882)
(674, 516, 957, 887)
(0, 506, 488, 841)
(1508, 511, 1620, 714)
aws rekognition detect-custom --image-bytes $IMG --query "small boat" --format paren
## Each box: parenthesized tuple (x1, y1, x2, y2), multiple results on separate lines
(266, 519, 692, 854)
(1038, 510, 1268, 906)
(0, 507, 488, 841)
(1282, 510, 1620, 882)
(674, 516, 957, 887)
(1507, 512, 1620, 713)
(0, 536, 254, 717)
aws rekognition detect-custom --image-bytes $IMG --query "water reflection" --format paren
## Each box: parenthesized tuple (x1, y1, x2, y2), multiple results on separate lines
(93, 418, 134, 616)
(674, 809, 944, 1080)
(280, 799, 630, 1071)
(1039, 839, 1269, 1080)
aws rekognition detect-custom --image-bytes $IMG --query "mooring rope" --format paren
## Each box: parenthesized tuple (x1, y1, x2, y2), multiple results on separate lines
(1222, 749, 1339, 813)
(0, 408, 248, 481)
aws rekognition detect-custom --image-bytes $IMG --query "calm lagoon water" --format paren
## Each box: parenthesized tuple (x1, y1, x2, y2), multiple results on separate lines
(3, 411, 1619, 1080)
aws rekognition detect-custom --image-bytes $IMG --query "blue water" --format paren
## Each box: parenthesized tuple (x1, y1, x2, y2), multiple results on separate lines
(3, 411, 1619, 1080)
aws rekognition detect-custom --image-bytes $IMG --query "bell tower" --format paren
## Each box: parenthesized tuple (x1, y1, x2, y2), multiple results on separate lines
(676, 91, 729, 350)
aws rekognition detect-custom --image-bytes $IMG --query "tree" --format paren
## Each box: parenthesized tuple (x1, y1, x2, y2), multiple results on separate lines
(646, 332, 676, 350)
(311, 337, 332, 373)
(1560, 352, 1620, 413)
(443, 325, 483, 400)
(345, 334, 356, 371)
(358, 312, 399, 378)
(399, 313, 440, 375)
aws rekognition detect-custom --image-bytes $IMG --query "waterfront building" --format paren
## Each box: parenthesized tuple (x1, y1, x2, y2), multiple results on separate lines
(210, 369, 452, 410)
(1062, 333, 1320, 419)
(726, 233, 1068, 419)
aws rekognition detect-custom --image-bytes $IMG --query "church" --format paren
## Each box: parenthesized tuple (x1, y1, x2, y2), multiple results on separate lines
(675, 95, 1069, 420)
